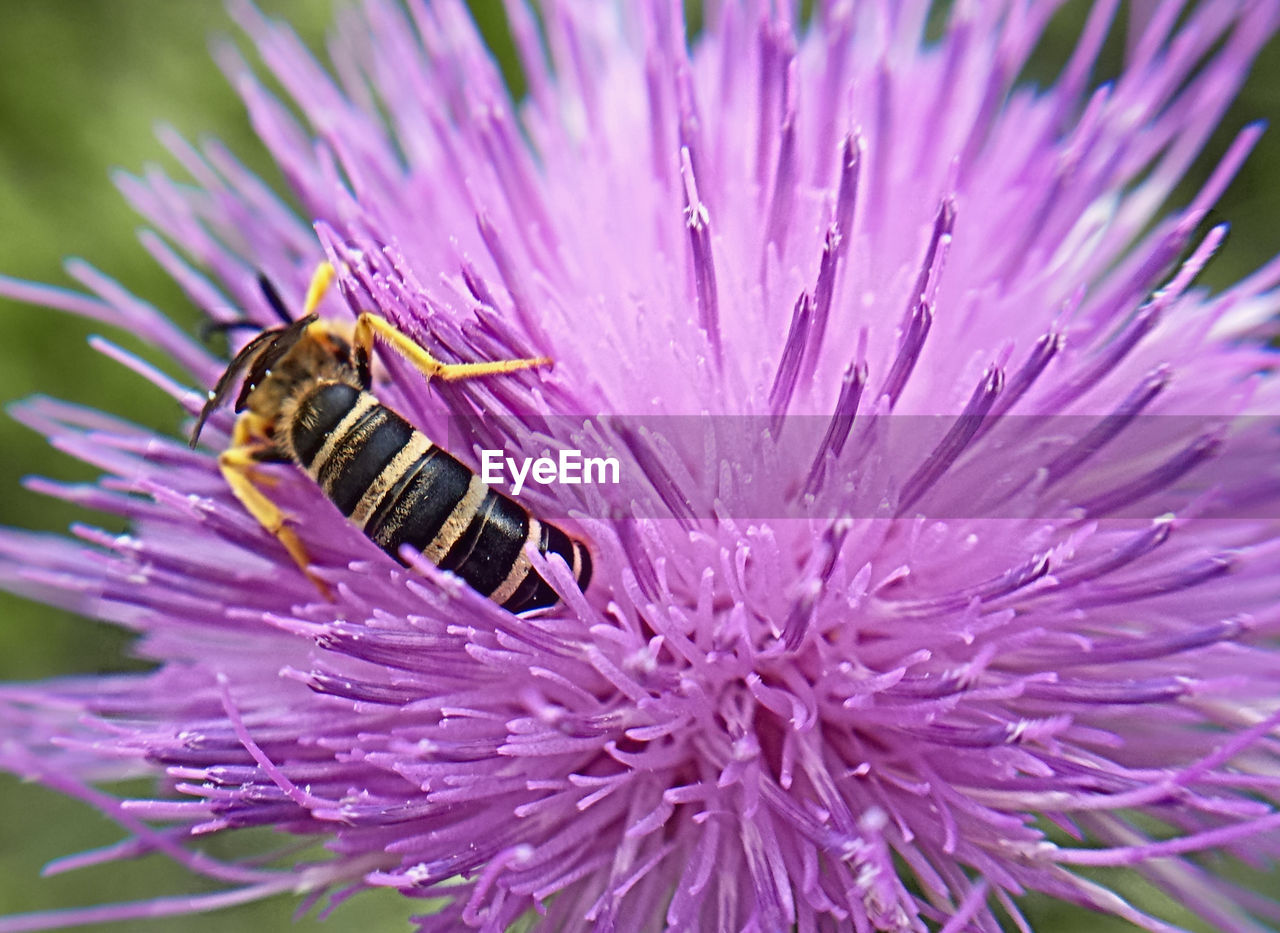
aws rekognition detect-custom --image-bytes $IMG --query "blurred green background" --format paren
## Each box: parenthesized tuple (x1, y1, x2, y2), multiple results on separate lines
(0, 1, 1275, 930)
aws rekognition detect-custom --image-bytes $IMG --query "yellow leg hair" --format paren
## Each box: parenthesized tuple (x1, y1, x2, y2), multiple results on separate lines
(230, 411, 271, 447)
(220, 415, 329, 596)
(302, 260, 551, 383)
(354, 313, 551, 382)
(303, 261, 337, 317)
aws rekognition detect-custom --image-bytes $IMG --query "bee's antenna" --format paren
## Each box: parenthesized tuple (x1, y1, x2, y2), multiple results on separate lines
(200, 318, 264, 347)
(257, 273, 293, 324)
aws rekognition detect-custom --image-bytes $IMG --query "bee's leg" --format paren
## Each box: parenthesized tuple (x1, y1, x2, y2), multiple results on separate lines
(199, 318, 263, 347)
(227, 410, 273, 449)
(352, 312, 551, 387)
(302, 261, 337, 316)
(218, 414, 329, 596)
(300, 259, 551, 386)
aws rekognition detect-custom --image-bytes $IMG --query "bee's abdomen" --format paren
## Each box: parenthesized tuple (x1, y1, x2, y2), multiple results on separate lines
(288, 382, 590, 612)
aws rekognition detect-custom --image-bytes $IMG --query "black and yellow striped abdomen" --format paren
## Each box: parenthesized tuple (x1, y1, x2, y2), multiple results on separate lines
(286, 381, 591, 612)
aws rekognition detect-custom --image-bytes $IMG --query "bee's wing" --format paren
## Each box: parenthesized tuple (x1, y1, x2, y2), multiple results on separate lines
(188, 314, 317, 448)
(190, 329, 284, 447)
(233, 314, 318, 413)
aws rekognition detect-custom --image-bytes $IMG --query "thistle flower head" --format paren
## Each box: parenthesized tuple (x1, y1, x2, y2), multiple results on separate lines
(3, 1, 1280, 931)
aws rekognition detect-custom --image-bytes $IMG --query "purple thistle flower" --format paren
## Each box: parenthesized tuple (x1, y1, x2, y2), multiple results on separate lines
(3, 0, 1280, 930)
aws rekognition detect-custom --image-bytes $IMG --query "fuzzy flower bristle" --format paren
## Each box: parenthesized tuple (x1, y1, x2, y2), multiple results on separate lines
(2, 1, 1280, 931)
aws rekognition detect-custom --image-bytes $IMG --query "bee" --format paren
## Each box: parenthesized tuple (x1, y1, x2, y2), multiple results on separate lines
(191, 262, 592, 612)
